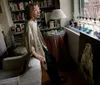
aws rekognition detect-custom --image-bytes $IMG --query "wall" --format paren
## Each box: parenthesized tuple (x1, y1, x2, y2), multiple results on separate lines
(60, 0, 72, 26)
(60, 0, 80, 22)
(60, 0, 81, 64)
(0, 0, 13, 47)
(73, 0, 80, 19)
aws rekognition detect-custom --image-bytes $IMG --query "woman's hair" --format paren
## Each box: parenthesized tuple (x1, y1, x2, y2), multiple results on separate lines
(25, 3, 38, 20)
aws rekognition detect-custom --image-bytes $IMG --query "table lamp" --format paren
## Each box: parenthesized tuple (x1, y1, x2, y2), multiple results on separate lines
(50, 9, 67, 28)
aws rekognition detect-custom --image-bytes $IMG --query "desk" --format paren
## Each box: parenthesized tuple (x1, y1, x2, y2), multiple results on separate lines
(43, 30, 69, 70)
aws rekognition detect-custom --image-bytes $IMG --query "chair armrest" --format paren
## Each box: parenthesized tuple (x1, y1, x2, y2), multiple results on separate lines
(3, 54, 27, 71)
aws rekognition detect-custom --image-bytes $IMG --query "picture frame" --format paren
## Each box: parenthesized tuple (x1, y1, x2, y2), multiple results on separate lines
(49, 20, 55, 28)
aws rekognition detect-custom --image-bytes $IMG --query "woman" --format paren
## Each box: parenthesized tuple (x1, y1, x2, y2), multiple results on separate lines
(25, 3, 65, 85)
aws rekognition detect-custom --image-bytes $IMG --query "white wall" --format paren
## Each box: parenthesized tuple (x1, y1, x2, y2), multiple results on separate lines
(73, 0, 80, 20)
(60, 0, 72, 26)
(0, 0, 13, 47)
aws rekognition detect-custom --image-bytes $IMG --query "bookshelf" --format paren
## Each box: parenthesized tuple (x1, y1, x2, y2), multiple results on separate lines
(8, 0, 30, 46)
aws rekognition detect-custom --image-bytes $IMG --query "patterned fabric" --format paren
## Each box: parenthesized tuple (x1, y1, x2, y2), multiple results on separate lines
(80, 43, 94, 84)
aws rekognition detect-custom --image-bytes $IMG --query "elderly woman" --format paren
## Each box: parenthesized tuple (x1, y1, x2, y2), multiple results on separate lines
(24, 3, 66, 85)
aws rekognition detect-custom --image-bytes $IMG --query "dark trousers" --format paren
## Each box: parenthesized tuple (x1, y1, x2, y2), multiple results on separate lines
(44, 48, 60, 84)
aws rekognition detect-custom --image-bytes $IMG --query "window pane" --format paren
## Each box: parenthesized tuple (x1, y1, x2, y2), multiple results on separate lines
(82, 0, 100, 18)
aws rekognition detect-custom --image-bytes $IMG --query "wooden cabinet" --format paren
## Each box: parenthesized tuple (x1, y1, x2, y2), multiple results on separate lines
(79, 33, 100, 85)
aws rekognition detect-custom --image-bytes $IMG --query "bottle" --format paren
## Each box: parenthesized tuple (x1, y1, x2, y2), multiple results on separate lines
(80, 16, 83, 29)
(87, 17, 90, 29)
(85, 17, 88, 29)
(78, 16, 81, 30)
(81, 17, 85, 31)
(93, 18, 97, 32)
(95, 18, 99, 33)
(89, 18, 94, 35)
(98, 19, 100, 33)
(83, 17, 87, 31)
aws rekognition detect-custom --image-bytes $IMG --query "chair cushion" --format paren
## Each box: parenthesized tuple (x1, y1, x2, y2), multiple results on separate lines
(14, 46, 27, 55)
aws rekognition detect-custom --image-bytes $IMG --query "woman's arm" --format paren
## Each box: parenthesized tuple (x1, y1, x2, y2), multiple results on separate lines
(25, 24, 33, 56)
(25, 23, 45, 62)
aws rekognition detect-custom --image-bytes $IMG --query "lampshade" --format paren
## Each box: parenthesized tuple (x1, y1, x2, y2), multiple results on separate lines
(50, 9, 67, 19)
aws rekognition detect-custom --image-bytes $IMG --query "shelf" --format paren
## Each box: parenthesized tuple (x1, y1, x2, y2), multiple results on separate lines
(68, 26, 100, 42)
(12, 31, 23, 35)
(40, 7, 55, 12)
(11, 10, 25, 13)
(8, 0, 29, 2)
(13, 20, 27, 23)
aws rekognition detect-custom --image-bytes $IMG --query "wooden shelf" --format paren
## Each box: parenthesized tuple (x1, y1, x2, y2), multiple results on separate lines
(40, 7, 55, 12)
(13, 20, 26, 23)
(12, 31, 23, 35)
(8, 0, 29, 2)
(11, 10, 25, 13)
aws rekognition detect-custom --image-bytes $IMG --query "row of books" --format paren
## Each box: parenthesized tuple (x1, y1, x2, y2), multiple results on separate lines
(9, 0, 53, 11)
(9, 2, 28, 11)
(37, 0, 53, 8)
(12, 13, 26, 21)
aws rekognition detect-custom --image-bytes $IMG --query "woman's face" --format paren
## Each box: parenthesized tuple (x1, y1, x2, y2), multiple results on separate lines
(33, 5, 40, 19)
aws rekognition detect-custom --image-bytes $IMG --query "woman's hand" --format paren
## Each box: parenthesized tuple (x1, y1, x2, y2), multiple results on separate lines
(32, 50, 46, 62)
(36, 54, 46, 62)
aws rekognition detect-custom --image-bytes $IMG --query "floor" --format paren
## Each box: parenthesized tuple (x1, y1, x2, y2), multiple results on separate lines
(42, 69, 89, 85)
(42, 57, 89, 85)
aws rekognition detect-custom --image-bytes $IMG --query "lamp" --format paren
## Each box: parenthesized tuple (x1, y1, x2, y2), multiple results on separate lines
(50, 9, 67, 28)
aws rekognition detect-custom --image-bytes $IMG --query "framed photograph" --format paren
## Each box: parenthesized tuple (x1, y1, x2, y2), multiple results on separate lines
(49, 20, 55, 28)
(16, 24, 21, 32)
(20, 23, 25, 31)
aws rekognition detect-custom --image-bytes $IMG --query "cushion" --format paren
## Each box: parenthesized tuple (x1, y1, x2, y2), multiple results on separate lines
(14, 46, 27, 55)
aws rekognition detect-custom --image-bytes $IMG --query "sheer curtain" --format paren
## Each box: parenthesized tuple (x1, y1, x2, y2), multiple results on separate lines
(83, 0, 100, 18)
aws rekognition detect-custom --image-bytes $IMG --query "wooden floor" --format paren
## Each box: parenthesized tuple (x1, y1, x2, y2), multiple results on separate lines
(42, 68, 89, 85)
(42, 57, 89, 85)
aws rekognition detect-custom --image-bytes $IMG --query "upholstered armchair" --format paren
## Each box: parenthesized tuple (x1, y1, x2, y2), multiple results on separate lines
(0, 46, 41, 85)
(0, 27, 41, 85)
(0, 46, 27, 79)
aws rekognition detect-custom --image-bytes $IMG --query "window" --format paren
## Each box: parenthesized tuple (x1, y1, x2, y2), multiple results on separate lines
(80, 0, 100, 18)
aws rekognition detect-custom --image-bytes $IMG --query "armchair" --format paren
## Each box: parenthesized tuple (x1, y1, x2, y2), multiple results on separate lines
(0, 46, 27, 79)
(0, 27, 41, 85)
(0, 46, 41, 85)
